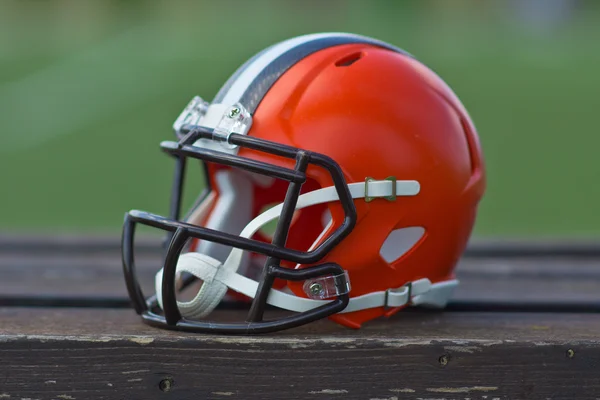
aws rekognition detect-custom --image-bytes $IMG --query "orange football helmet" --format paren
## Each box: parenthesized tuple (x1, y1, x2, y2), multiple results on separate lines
(122, 33, 485, 333)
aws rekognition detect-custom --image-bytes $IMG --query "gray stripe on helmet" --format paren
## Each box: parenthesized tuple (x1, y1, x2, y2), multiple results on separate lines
(213, 33, 410, 114)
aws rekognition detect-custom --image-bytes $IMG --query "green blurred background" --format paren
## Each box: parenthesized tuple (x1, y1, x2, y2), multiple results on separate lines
(0, 0, 598, 237)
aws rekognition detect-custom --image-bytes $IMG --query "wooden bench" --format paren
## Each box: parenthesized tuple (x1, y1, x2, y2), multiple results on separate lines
(1, 235, 599, 399)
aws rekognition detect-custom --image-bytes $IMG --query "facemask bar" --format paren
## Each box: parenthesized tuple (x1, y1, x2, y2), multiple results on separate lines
(122, 125, 358, 334)
(160, 151, 212, 254)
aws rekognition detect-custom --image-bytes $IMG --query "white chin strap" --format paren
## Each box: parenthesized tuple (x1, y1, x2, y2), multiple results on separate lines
(156, 178, 459, 319)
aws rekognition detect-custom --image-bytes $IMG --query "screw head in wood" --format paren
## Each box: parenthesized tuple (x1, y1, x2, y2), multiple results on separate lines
(438, 354, 449, 366)
(159, 378, 174, 392)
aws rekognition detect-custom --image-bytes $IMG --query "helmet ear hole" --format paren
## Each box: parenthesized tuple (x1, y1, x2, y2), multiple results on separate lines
(321, 209, 332, 229)
(379, 227, 426, 264)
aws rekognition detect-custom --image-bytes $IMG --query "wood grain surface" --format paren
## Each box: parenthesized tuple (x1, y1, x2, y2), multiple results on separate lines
(1, 235, 600, 308)
(1, 235, 600, 399)
(1, 308, 600, 400)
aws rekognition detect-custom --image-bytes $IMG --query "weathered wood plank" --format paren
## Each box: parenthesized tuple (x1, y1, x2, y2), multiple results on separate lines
(2, 252, 600, 306)
(4, 307, 600, 339)
(2, 234, 599, 309)
(2, 233, 599, 257)
(1, 308, 599, 400)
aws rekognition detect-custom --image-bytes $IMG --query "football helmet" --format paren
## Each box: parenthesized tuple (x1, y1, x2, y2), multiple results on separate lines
(122, 32, 485, 334)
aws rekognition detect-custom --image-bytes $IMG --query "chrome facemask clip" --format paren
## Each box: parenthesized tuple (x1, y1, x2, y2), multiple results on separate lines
(173, 96, 210, 136)
(211, 104, 252, 147)
(303, 271, 351, 300)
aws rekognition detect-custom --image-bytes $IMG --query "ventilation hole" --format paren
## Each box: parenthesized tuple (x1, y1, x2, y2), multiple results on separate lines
(335, 51, 363, 67)
(379, 227, 426, 263)
(460, 117, 480, 176)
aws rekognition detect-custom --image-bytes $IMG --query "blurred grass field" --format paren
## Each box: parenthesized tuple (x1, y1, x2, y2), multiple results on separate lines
(0, 0, 598, 237)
